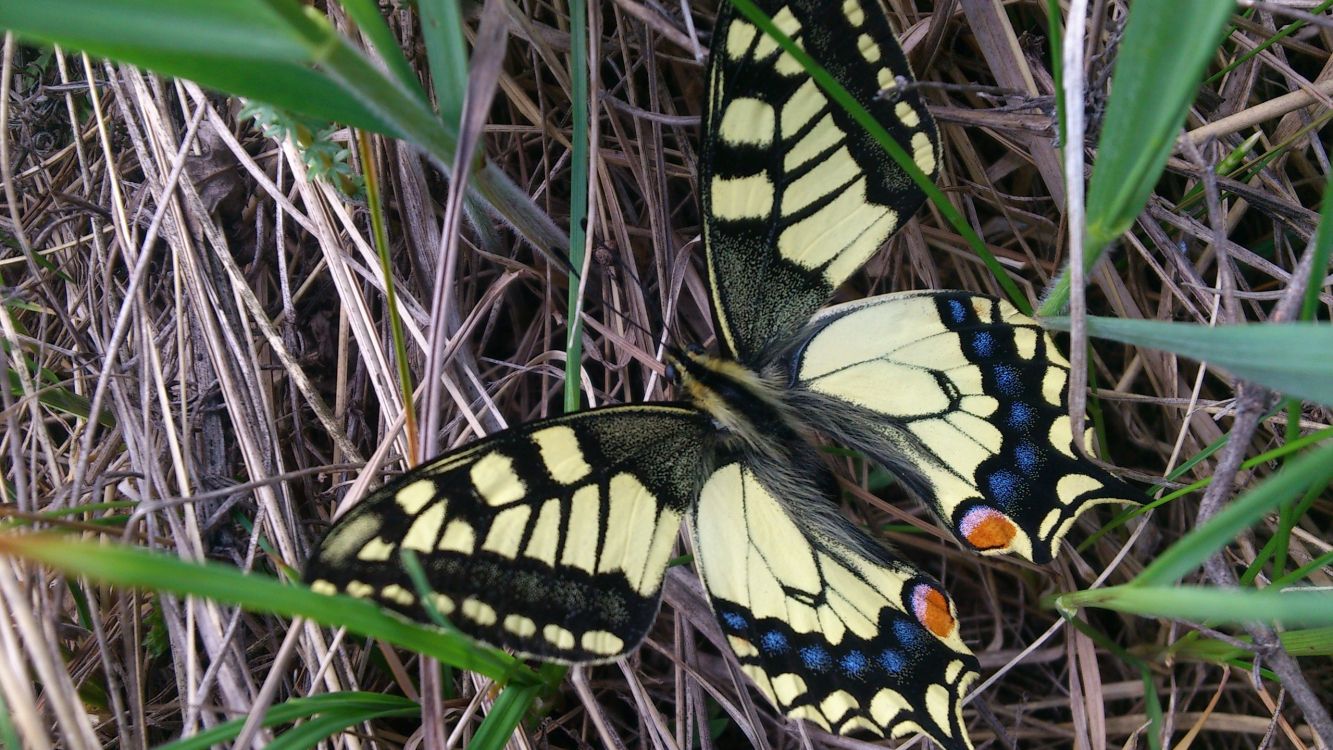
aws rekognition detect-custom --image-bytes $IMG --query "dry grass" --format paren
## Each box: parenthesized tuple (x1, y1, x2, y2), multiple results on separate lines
(1, 1, 1331, 749)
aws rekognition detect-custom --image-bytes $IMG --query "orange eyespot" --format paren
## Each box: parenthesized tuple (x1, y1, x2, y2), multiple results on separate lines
(959, 507, 1017, 552)
(910, 584, 956, 639)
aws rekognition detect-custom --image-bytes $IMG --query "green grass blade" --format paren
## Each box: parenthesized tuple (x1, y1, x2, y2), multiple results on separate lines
(1205, 0, 1333, 85)
(419, 0, 470, 128)
(265, 708, 412, 750)
(357, 132, 419, 457)
(0, 0, 400, 136)
(564, 0, 590, 411)
(1303, 172, 1333, 320)
(5, 369, 114, 428)
(1273, 548, 1333, 589)
(1169, 627, 1333, 664)
(337, 0, 421, 94)
(1046, 315, 1333, 406)
(0, 0, 568, 254)
(1044, 0, 1066, 149)
(1059, 585, 1333, 627)
(469, 681, 545, 750)
(1039, 1, 1234, 315)
(0, 534, 535, 683)
(1080, 423, 1333, 552)
(0, 691, 19, 750)
(1132, 441, 1333, 587)
(156, 693, 418, 750)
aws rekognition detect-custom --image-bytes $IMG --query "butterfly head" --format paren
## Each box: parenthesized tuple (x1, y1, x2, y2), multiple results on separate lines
(664, 345, 797, 463)
(662, 343, 706, 388)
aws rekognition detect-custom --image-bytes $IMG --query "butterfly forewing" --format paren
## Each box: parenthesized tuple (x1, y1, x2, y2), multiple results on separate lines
(303, 0, 1149, 746)
(786, 291, 1145, 562)
(305, 406, 712, 663)
(690, 461, 977, 748)
(702, 0, 939, 363)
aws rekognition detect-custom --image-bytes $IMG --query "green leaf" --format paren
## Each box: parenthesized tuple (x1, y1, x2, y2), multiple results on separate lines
(1303, 171, 1333, 321)
(565, 0, 590, 411)
(1040, 0, 1234, 314)
(0, 534, 536, 684)
(337, 0, 421, 95)
(6, 369, 114, 428)
(0, 0, 399, 136)
(1171, 627, 1333, 663)
(0, 0, 568, 254)
(1059, 585, 1333, 627)
(470, 681, 545, 750)
(1046, 316, 1333, 407)
(156, 693, 418, 750)
(419, 0, 470, 128)
(1134, 441, 1333, 587)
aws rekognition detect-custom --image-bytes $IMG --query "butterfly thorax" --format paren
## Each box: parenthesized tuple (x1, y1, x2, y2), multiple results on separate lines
(667, 348, 805, 468)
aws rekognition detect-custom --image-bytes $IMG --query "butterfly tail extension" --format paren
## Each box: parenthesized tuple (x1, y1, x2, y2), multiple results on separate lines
(786, 290, 1147, 563)
(304, 405, 713, 663)
(690, 460, 978, 748)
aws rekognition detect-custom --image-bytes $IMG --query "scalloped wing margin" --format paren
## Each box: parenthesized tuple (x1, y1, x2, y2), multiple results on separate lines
(786, 290, 1145, 563)
(690, 460, 977, 749)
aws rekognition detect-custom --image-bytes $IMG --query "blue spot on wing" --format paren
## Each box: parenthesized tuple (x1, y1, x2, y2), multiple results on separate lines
(947, 299, 968, 323)
(1008, 402, 1034, 429)
(1015, 441, 1040, 474)
(972, 332, 995, 357)
(877, 649, 905, 673)
(994, 365, 1021, 396)
(799, 645, 832, 671)
(721, 612, 747, 632)
(892, 619, 922, 648)
(840, 650, 869, 677)
(988, 470, 1023, 505)
(759, 630, 789, 654)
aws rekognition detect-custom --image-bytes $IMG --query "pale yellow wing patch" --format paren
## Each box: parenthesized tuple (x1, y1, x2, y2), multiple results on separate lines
(701, 0, 940, 362)
(305, 406, 711, 663)
(789, 291, 1144, 563)
(690, 461, 976, 745)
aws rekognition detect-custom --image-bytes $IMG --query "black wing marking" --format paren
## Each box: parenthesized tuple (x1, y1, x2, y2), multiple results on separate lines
(305, 405, 712, 663)
(691, 460, 977, 749)
(702, 0, 939, 363)
(788, 291, 1145, 563)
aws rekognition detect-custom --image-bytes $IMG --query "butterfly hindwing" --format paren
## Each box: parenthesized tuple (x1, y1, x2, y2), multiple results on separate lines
(703, 0, 939, 363)
(305, 405, 712, 663)
(304, 1, 1147, 747)
(690, 461, 977, 748)
(785, 291, 1145, 562)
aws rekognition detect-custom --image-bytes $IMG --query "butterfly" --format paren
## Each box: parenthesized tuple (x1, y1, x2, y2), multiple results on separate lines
(304, 0, 1144, 747)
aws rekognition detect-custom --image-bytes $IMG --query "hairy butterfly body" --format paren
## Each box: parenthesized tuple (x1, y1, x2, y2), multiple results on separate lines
(305, 0, 1144, 747)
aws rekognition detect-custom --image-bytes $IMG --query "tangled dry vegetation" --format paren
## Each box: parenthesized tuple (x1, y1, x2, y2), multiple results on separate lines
(1, 1, 1331, 749)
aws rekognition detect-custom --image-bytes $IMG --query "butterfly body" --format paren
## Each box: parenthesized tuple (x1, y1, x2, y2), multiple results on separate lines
(305, 1, 1145, 747)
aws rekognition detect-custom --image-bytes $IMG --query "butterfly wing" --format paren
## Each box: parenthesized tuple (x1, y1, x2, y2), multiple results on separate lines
(702, 0, 939, 363)
(786, 290, 1144, 563)
(690, 460, 977, 748)
(304, 405, 712, 663)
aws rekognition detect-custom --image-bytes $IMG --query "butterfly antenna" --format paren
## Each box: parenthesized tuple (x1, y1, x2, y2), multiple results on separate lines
(583, 241, 693, 397)
(587, 241, 674, 343)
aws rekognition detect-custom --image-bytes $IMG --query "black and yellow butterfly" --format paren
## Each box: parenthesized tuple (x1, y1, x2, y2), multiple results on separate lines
(305, 0, 1143, 747)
